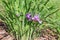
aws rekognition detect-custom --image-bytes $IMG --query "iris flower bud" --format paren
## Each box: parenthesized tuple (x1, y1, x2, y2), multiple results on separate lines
(16, 13, 20, 17)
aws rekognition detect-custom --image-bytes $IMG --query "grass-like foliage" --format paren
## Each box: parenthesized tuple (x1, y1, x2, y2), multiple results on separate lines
(0, 0, 60, 40)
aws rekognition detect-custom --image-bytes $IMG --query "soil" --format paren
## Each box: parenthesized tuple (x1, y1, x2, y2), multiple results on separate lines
(0, 21, 15, 40)
(34, 29, 58, 40)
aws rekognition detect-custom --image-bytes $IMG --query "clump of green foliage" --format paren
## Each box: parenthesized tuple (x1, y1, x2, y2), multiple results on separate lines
(0, 0, 60, 40)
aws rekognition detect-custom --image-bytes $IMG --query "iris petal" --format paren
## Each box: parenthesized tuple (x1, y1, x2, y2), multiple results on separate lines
(26, 13, 32, 21)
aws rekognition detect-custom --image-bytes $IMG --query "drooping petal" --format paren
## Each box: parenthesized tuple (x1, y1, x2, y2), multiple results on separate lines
(38, 20, 42, 24)
(32, 14, 42, 24)
(32, 15, 40, 21)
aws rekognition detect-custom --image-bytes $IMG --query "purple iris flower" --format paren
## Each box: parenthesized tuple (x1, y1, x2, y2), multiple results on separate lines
(26, 13, 32, 21)
(32, 15, 42, 24)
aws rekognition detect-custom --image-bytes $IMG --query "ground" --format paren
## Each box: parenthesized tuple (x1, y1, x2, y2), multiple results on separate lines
(0, 21, 15, 40)
(0, 20, 59, 40)
(34, 29, 58, 40)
